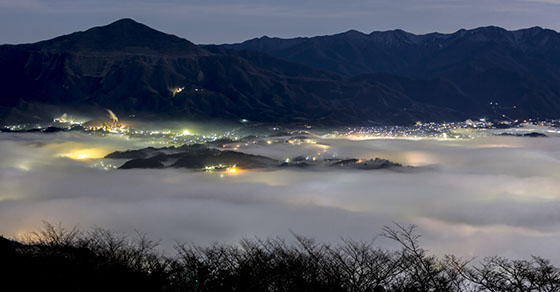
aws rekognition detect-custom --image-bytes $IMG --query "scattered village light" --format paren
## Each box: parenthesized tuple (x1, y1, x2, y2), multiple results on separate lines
(171, 87, 184, 96)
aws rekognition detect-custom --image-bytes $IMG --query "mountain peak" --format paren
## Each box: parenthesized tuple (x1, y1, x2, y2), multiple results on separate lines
(342, 29, 365, 35)
(36, 18, 202, 55)
(97, 18, 159, 36)
(108, 18, 140, 26)
(332, 29, 367, 40)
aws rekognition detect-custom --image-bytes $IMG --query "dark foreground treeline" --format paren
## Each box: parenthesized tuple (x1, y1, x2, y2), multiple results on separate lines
(1, 223, 559, 292)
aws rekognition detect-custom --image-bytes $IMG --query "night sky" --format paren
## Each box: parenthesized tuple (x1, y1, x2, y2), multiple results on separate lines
(1, 0, 560, 45)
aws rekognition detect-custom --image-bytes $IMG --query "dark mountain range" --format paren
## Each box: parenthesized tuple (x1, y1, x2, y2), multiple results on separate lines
(1, 19, 555, 125)
(227, 26, 560, 119)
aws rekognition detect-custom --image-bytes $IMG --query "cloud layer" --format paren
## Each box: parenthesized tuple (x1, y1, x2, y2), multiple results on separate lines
(1, 128, 560, 262)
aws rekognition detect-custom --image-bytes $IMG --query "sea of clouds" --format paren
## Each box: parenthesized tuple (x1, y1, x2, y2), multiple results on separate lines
(1, 128, 559, 262)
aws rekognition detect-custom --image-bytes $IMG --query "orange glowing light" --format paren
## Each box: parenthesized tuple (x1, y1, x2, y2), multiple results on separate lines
(60, 148, 110, 160)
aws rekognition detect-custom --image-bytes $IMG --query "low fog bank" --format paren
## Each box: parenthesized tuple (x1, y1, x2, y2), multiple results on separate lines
(1, 130, 560, 263)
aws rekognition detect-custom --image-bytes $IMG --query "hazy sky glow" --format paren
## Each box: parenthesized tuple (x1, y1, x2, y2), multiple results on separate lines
(1, 0, 560, 44)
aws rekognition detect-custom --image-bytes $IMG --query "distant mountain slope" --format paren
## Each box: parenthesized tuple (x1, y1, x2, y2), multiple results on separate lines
(33, 18, 204, 55)
(227, 27, 560, 118)
(0, 19, 506, 125)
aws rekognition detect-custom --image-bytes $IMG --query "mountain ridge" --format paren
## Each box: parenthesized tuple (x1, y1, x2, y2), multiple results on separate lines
(2, 19, 558, 125)
(232, 25, 558, 50)
(226, 25, 560, 119)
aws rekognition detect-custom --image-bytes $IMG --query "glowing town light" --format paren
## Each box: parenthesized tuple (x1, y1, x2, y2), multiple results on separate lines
(59, 148, 109, 161)
(54, 113, 68, 123)
(183, 130, 190, 135)
(171, 87, 185, 96)
(17, 163, 31, 171)
(225, 165, 240, 174)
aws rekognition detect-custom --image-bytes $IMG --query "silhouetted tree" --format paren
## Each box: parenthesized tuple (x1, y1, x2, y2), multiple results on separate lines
(2, 222, 559, 292)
